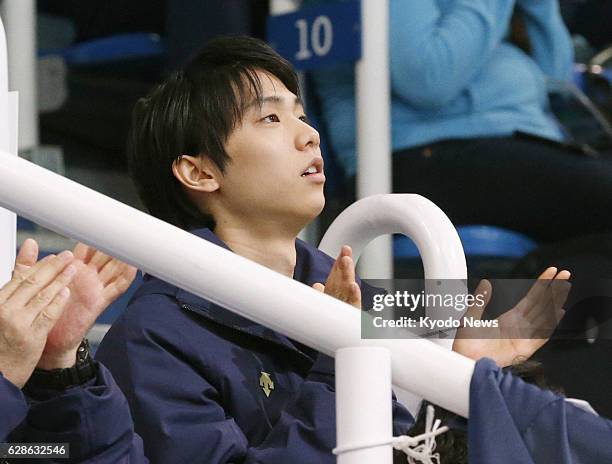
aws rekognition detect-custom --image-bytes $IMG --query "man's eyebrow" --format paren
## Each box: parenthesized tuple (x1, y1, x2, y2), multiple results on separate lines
(246, 95, 304, 111)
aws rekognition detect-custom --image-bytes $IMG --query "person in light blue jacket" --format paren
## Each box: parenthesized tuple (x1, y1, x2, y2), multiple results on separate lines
(310, 0, 612, 241)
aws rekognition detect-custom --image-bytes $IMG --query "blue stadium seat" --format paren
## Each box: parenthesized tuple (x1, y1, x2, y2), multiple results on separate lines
(394, 225, 538, 260)
(40, 32, 166, 65)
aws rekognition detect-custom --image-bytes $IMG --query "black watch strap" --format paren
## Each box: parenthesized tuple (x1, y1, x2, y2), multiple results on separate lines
(27, 339, 97, 391)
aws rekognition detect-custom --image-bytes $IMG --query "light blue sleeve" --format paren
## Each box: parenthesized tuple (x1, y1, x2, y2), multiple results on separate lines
(515, 0, 574, 81)
(389, 0, 517, 109)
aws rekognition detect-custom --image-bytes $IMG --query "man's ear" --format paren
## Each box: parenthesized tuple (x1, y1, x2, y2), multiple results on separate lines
(172, 155, 221, 193)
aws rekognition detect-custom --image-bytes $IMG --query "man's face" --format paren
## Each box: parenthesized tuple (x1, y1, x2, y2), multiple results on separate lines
(217, 71, 325, 229)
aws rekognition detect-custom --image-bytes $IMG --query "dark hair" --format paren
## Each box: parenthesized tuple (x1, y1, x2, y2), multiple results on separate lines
(127, 36, 300, 230)
(393, 360, 563, 464)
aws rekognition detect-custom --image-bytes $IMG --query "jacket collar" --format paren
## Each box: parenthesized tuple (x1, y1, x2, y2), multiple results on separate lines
(131, 228, 337, 359)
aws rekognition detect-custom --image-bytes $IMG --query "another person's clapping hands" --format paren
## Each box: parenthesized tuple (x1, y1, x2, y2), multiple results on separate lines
(37, 243, 136, 369)
(0, 239, 76, 388)
(453, 267, 572, 367)
(0, 238, 136, 387)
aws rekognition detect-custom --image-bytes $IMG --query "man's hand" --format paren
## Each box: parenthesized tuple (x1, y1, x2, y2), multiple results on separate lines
(312, 245, 361, 309)
(37, 243, 137, 369)
(452, 267, 571, 367)
(0, 239, 76, 388)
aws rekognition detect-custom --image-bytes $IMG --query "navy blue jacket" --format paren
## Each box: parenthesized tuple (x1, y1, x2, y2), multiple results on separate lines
(96, 228, 414, 463)
(2, 363, 147, 463)
(1, 373, 28, 440)
(469, 358, 612, 463)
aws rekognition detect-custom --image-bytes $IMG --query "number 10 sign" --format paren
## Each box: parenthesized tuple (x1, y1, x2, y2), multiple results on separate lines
(267, 0, 362, 71)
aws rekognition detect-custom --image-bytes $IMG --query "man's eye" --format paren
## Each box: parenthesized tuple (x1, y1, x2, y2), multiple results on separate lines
(262, 114, 280, 123)
(299, 115, 313, 126)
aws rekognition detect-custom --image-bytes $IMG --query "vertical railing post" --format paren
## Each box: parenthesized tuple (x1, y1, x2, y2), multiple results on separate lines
(0, 16, 17, 286)
(0, 0, 37, 151)
(335, 347, 393, 463)
(356, 0, 392, 279)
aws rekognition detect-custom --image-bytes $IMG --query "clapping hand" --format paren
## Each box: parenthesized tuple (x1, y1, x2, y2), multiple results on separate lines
(452, 267, 571, 367)
(312, 245, 361, 309)
(37, 243, 137, 369)
(0, 239, 75, 387)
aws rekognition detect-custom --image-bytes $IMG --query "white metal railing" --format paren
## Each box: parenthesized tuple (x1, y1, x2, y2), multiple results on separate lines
(0, 17, 17, 287)
(321, 194, 468, 457)
(320, 195, 466, 281)
(0, 0, 37, 151)
(335, 347, 393, 463)
(355, 0, 393, 280)
(0, 150, 475, 420)
(320, 194, 468, 346)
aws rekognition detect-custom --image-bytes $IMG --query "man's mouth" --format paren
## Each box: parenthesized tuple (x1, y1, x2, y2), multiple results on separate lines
(300, 157, 324, 178)
(301, 166, 318, 177)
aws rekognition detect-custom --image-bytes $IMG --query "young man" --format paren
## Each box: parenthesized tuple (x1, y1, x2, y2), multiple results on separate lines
(95, 36, 567, 463)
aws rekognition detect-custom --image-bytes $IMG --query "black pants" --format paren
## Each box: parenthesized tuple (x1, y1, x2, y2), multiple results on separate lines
(391, 135, 612, 242)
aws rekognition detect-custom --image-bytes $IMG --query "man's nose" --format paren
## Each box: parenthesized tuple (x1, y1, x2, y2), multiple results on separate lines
(296, 121, 320, 151)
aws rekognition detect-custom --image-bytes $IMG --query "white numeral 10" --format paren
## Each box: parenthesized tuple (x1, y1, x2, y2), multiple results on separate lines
(295, 16, 333, 60)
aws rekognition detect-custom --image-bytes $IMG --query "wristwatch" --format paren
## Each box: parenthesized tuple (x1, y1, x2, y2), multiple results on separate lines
(26, 339, 97, 390)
